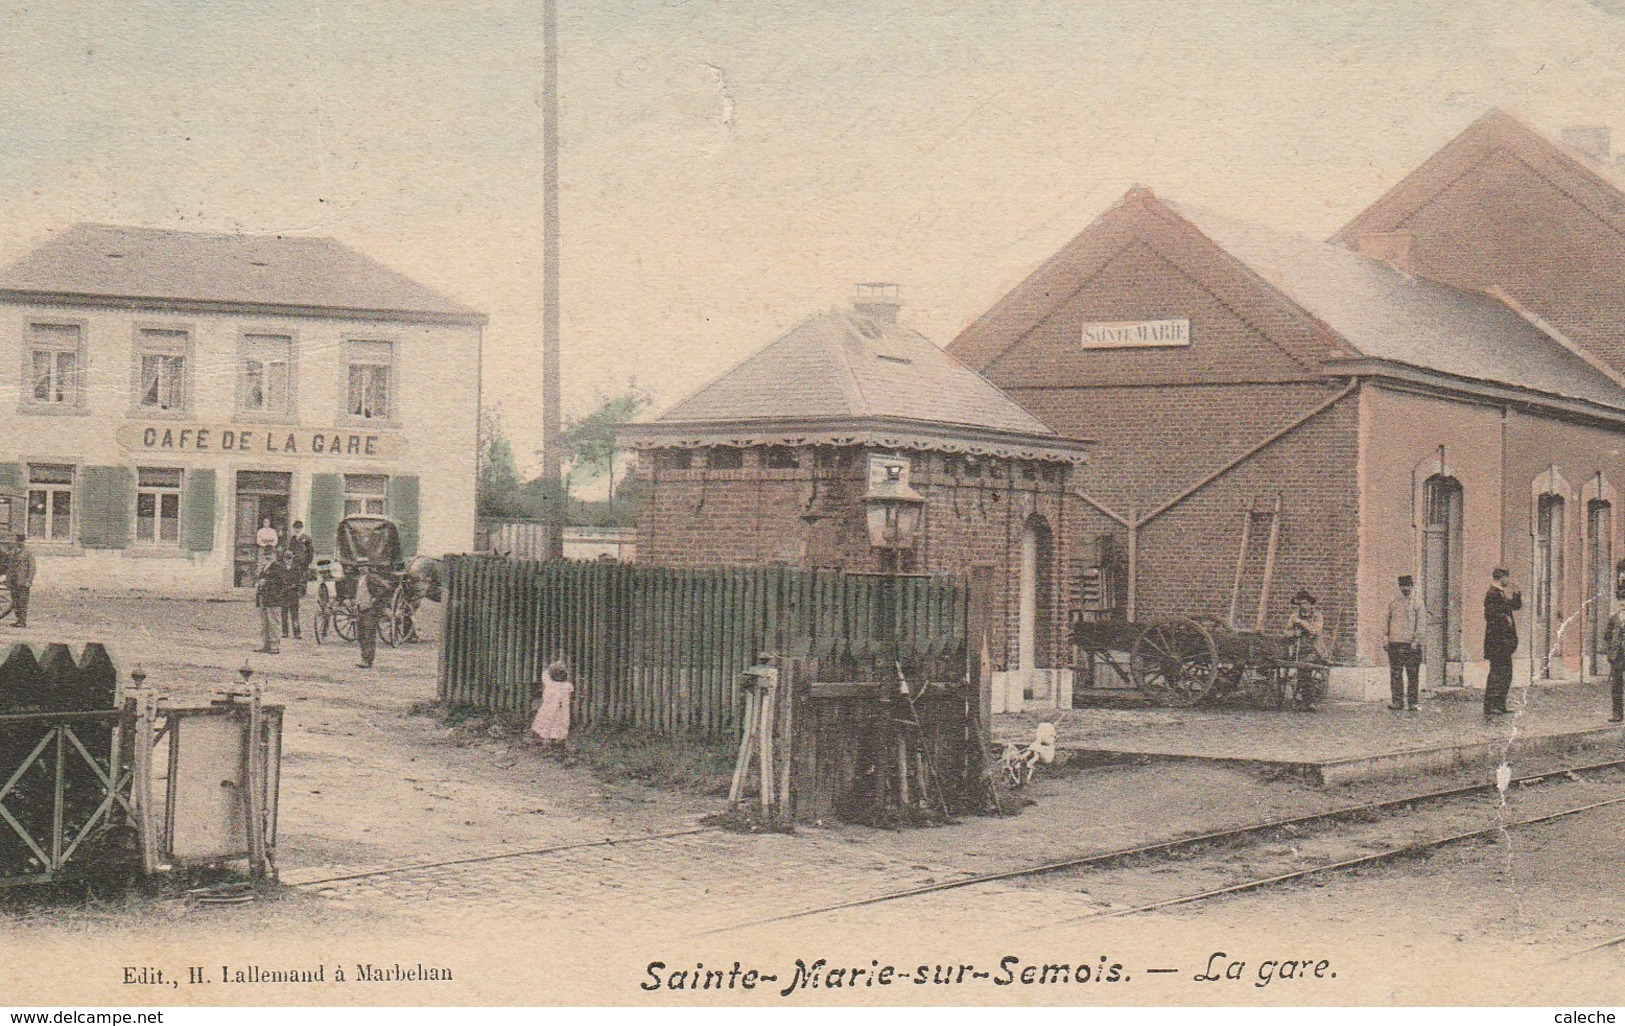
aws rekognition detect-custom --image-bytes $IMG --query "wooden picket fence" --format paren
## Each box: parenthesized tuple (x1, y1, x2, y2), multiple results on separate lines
(438, 557, 969, 736)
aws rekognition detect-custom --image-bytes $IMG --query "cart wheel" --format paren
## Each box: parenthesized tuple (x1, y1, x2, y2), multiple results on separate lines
(1132, 618, 1219, 707)
(313, 604, 328, 645)
(333, 599, 358, 643)
(1294, 666, 1329, 710)
(379, 587, 408, 647)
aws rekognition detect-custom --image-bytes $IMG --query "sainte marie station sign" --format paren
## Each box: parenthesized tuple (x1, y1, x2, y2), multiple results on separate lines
(116, 422, 404, 460)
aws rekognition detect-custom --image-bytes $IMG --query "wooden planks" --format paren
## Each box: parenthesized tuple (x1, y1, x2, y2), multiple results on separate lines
(438, 558, 969, 738)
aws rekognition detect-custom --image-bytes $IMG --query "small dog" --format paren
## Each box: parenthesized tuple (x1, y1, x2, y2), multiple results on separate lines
(1000, 721, 1057, 786)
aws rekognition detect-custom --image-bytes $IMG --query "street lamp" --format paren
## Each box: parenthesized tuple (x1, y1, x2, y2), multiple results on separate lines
(864, 454, 925, 551)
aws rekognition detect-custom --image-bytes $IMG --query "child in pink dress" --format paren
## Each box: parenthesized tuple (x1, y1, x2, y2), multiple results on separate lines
(531, 660, 573, 742)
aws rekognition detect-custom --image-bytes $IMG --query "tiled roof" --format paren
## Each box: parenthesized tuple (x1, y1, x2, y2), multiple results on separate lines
(1177, 203, 1625, 410)
(0, 223, 482, 322)
(652, 308, 1067, 437)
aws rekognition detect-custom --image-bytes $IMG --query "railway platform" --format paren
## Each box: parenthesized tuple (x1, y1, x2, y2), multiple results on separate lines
(994, 680, 1625, 785)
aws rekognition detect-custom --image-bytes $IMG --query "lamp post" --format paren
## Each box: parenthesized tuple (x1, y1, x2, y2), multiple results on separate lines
(864, 454, 925, 681)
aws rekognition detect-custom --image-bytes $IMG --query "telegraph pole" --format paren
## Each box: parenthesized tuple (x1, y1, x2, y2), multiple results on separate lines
(541, 0, 564, 559)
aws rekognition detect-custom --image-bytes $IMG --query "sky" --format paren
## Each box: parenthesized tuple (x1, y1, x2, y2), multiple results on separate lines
(4, 0, 1625, 473)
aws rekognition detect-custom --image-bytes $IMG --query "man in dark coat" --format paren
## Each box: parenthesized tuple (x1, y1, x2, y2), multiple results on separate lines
(8, 533, 34, 628)
(1483, 567, 1523, 715)
(282, 520, 314, 640)
(352, 558, 392, 669)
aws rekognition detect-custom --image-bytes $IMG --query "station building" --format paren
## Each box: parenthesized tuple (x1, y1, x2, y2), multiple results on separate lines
(949, 110, 1625, 698)
(0, 223, 484, 593)
(624, 289, 1090, 709)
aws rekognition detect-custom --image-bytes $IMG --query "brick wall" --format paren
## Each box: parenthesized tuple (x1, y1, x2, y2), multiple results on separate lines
(1046, 385, 1361, 660)
(1337, 113, 1625, 375)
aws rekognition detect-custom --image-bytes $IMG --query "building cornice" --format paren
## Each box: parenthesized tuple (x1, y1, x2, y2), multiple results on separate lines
(0, 289, 488, 328)
(620, 415, 1091, 464)
(1328, 357, 1625, 428)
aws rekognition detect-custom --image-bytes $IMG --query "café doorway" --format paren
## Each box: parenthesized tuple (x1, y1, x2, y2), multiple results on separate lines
(234, 471, 291, 587)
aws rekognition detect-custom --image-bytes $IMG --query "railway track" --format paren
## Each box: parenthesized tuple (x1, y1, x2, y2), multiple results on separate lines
(709, 755, 1625, 936)
(286, 826, 710, 890)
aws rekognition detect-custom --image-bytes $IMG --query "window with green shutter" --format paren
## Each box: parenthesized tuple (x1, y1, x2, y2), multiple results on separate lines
(308, 474, 344, 556)
(387, 475, 420, 558)
(181, 469, 217, 552)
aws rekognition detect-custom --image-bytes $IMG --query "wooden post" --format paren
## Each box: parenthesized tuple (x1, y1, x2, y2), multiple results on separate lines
(1228, 499, 1254, 629)
(1126, 508, 1139, 623)
(1255, 494, 1283, 633)
(728, 688, 758, 806)
(775, 657, 795, 824)
(758, 672, 777, 817)
(966, 564, 995, 747)
(244, 683, 269, 881)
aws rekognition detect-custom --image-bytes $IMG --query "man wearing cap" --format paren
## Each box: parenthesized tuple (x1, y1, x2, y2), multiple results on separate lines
(1287, 590, 1328, 661)
(1483, 568, 1523, 715)
(282, 520, 314, 640)
(1385, 574, 1424, 711)
(7, 534, 33, 628)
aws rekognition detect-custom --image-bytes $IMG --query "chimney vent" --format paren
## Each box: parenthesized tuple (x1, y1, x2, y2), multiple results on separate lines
(853, 282, 901, 325)
(1563, 126, 1611, 162)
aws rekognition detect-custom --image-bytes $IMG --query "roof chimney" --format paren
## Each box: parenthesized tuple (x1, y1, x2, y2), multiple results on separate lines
(1562, 125, 1611, 162)
(853, 282, 901, 324)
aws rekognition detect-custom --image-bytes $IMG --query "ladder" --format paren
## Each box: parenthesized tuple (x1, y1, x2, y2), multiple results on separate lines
(1227, 495, 1283, 632)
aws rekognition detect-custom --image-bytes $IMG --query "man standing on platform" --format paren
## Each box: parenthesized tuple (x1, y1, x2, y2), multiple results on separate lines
(1483, 567, 1523, 716)
(7, 534, 33, 628)
(1606, 575, 1625, 723)
(1385, 574, 1424, 711)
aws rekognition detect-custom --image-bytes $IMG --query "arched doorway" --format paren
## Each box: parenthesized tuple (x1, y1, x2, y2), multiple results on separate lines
(1586, 497, 1613, 678)
(1534, 491, 1567, 679)
(1017, 516, 1054, 696)
(1422, 475, 1464, 688)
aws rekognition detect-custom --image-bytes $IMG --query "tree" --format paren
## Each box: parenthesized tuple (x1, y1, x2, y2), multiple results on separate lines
(477, 406, 526, 519)
(548, 385, 651, 523)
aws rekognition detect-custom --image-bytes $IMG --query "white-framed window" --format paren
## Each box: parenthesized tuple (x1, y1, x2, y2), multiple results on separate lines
(135, 467, 183, 546)
(26, 323, 83, 408)
(344, 474, 389, 517)
(26, 463, 74, 542)
(240, 334, 293, 414)
(346, 340, 394, 420)
(135, 328, 190, 412)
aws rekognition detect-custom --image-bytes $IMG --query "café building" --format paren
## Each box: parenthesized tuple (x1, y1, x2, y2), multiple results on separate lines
(0, 223, 484, 592)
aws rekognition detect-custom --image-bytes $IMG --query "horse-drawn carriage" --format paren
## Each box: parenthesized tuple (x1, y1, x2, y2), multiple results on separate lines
(312, 515, 441, 647)
(1073, 615, 1329, 710)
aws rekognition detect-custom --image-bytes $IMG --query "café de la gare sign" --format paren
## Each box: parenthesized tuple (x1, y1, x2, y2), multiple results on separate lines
(116, 423, 404, 460)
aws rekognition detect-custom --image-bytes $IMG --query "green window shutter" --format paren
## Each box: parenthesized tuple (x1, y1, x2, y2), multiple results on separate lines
(0, 463, 21, 537)
(79, 468, 116, 549)
(181, 469, 217, 552)
(387, 475, 420, 558)
(78, 466, 132, 549)
(308, 474, 344, 556)
(107, 467, 133, 549)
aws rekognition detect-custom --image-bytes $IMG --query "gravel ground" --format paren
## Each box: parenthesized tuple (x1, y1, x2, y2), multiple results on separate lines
(4, 588, 1624, 1005)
